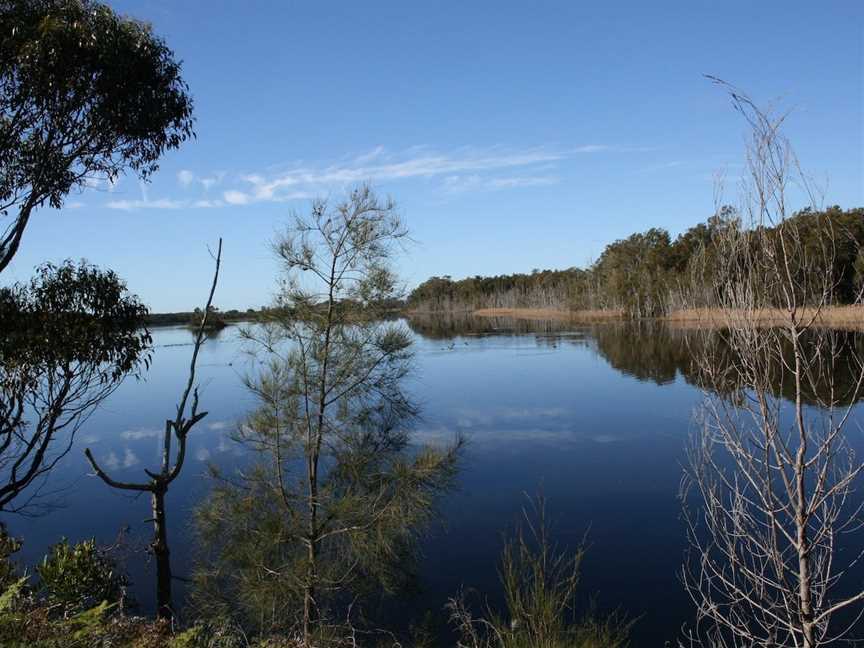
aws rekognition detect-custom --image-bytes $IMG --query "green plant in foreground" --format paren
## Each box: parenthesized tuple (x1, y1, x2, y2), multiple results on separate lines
(36, 537, 128, 617)
(448, 496, 632, 648)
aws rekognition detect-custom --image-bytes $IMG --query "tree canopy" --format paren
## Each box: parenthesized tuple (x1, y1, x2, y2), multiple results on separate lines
(408, 206, 864, 318)
(0, 0, 195, 272)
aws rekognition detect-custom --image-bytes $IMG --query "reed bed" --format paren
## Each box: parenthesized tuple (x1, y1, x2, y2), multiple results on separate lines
(666, 305, 864, 331)
(472, 308, 625, 322)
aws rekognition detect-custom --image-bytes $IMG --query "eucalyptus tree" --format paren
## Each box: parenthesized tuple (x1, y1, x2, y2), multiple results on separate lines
(0, 261, 150, 513)
(680, 82, 864, 647)
(0, 0, 194, 273)
(85, 240, 222, 621)
(193, 186, 460, 645)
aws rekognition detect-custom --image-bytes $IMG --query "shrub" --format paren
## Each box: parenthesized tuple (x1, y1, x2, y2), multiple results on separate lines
(36, 537, 128, 616)
(448, 496, 632, 648)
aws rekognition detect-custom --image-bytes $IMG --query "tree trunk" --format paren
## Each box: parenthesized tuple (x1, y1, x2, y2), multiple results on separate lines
(793, 337, 815, 648)
(152, 487, 173, 620)
(0, 198, 34, 275)
(303, 458, 319, 645)
(799, 523, 815, 647)
(303, 536, 318, 644)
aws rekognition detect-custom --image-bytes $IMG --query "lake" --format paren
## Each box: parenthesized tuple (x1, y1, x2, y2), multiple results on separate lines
(6, 315, 864, 646)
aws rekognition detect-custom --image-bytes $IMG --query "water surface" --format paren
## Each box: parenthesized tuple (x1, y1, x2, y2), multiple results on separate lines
(7, 316, 864, 646)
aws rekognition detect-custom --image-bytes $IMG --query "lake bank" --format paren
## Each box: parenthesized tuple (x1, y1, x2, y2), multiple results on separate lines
(453, 305, 864, 330)
(472, 307, 625, 321)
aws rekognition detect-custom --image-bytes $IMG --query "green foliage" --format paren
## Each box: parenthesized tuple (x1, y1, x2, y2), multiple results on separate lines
(0, 536, 178, 648)
(0, 575, 26, 614)
(408, 268, 591, 313)
(854, 248, 864, 302)
(0, 525, 22, 591)
(0, 576, 30, 646)
(36, 537, 127, 616)
(0, 0, 194, 271)
(593, 226, 675, 318)
(193, 186, 461, 642)
(1, 260, 152, 377)
(188, 305, 227, 330)
(786, 206, 864, 304)
(65, 600, 114, 641)
(407, 206, 863, 318)
(448, 497, 631, 648)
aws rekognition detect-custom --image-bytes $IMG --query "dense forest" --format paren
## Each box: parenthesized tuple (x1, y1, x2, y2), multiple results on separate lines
(408, 206, 864, 318)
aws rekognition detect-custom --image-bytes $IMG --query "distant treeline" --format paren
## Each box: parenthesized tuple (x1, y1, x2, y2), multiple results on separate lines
(408, 206, 864, 318)
(146, 299, 407, 328)
(145, 307, 258, 327)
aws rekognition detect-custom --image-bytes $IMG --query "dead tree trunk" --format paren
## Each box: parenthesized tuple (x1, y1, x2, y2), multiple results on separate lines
(85, 239, 222, 622)
(152, 485, 172, 618)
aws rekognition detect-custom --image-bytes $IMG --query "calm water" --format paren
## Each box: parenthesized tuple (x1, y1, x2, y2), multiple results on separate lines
(6, 316, 864, 646)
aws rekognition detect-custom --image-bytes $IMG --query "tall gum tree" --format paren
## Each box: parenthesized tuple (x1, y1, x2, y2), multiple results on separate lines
(0, 0, 194, 273)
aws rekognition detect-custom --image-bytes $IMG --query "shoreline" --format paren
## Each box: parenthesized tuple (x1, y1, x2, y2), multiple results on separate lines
(472, 307, 625, 322)
(411, 306, 864, 331)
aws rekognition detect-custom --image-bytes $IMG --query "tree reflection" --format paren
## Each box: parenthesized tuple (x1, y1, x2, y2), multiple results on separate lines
(407, 314, 864, 407)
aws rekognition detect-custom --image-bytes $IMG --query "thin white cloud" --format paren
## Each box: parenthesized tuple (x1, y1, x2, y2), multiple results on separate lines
(106, 198, 187, 210)
(489, 176, 559, 188)
(83, 175, 118, 192)
(121, 428, 161, 440)
(105, 143, 648, 210)
(98, 447, 140, 470)
(178, 170, 225, 190)
(193, 199, 224, 208)
(178, 169, 195, 186)
(572, 144, 611, 153)
(100, 451, 120, 470)
(106, 197, 225, 210)
(223, 190, 251, 205)
(199, 176, 220, 190)
(122, 447, 139, 468)
(637, 160, 686, 173)
(353, 145, 386, 165)
(443, 174, 559, 193)
(227, 146, 580, 204)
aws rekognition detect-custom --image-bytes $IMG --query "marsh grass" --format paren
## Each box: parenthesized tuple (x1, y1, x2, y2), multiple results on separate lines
(667, 304, 864, 330)
(472, 308, 625, 322)
(471, 305, 864, 331)
(447, 496, 632, 648)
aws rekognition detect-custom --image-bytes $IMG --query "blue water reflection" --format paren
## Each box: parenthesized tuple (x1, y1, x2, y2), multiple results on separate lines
(7, 318, 862, 645)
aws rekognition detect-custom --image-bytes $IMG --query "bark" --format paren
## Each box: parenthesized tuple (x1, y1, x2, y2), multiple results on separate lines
(152, 486, 173, 619)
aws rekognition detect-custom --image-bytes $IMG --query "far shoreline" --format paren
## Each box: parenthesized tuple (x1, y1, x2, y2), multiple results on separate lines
(412, 305, 864, 331)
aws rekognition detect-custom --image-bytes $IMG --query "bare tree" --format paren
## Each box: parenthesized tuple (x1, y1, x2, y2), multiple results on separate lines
(85, 239, 222, 621)
(680, 81, 864, 647)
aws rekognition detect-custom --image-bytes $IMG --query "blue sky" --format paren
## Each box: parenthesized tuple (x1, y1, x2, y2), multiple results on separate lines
(6, 1, 863, 311)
